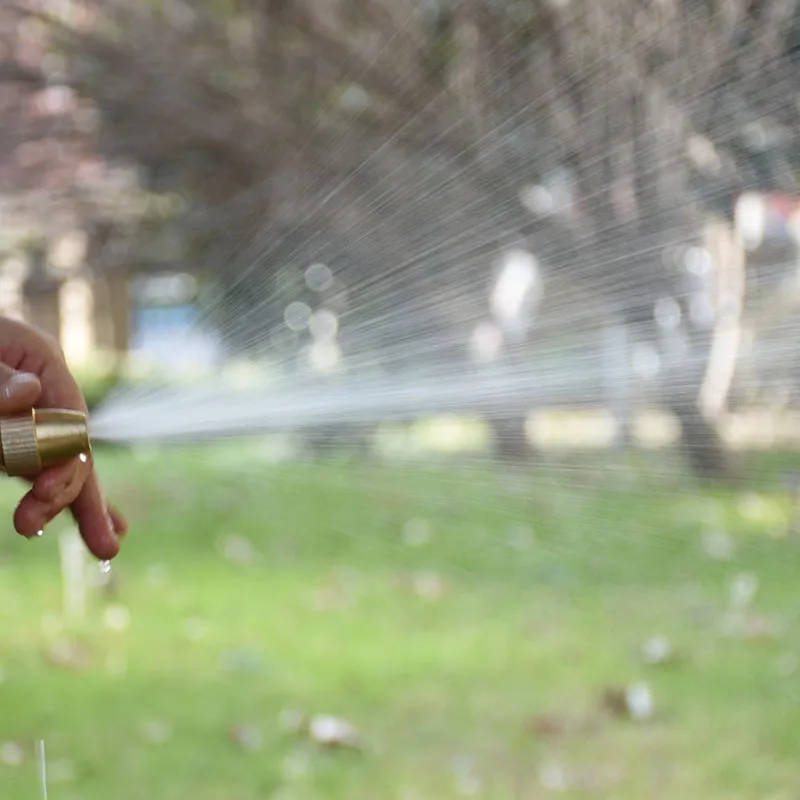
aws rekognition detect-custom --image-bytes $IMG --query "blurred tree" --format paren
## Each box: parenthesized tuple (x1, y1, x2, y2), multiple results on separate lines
(4, 0, 800, 476)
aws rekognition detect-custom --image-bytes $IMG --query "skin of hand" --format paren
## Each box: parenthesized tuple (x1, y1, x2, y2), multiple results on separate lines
(0, 317, 128, 559)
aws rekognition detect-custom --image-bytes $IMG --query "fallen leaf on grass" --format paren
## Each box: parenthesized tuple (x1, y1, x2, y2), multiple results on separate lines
(641, 635, 679, 666)
(721, 613, 778, 641)
(279, 709, 306, 733)
(526, 708, 604, 740)
(280, 710, 361, 750)
(0, 742, 24, 767)
(220, 649, 266, 674)
(729, 572, 759, 610)
(230, 724, 263, 752)
(217, 534, 258, 565)
(601, 682, 655, 721)
(311, 572, 359, 611)
(744, 615, 777, 641)
(141, 719, 172, 744)
(402, 518, 432, 546)
(538, 761, 570, 792)
(527, 714, 569, 738)
(526, 713, 594, 739)
(412, 571, 448, 601)
(701, 529, 735, 561)
(391, 571, 449, 601)
(307, 714, 360, 749)
(538, 759, 611, 793)
(43, 640, 92, 671)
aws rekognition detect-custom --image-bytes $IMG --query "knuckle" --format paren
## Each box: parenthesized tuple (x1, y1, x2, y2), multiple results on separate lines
(41, 332, 65, 361)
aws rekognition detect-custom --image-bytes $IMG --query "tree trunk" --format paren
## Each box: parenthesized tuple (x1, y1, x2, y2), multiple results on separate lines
(698, 220, 747, 421)
(487, 414, 534, 462)
(602, 320, 634, 448)
(668, 395, 732, 481)
(303, 423, 374, 459)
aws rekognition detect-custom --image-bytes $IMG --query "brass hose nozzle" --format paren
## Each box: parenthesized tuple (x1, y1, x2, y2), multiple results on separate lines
(0, 409, 91, 478)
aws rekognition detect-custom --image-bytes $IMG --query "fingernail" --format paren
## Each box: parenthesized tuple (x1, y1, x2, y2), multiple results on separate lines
(1, 372, 39, 400)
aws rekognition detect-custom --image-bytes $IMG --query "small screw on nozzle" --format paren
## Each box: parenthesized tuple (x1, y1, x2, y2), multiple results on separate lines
(0, 409, 91, 477)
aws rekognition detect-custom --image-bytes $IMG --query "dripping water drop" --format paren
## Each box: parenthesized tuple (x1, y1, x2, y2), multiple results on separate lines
(99, 560, 112, 574)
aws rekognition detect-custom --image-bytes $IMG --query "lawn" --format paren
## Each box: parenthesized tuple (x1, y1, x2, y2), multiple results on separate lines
(0, 443, 799, 799)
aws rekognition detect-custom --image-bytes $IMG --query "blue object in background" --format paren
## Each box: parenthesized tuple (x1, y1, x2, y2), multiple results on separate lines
(131, 304, 223, 373)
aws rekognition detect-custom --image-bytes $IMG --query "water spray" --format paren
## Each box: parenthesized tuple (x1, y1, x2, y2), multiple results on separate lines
(0, 408, 90, 477)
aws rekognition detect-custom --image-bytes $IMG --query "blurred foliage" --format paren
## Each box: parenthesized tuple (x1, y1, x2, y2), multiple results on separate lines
(3, 0, 800, 476)
(71, 352, 125, 411)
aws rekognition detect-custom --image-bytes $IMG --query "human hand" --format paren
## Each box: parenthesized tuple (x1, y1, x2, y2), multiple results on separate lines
(0, 317, 127, 559)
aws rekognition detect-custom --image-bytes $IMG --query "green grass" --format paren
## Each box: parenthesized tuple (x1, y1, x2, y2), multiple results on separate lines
(1, 444, 799, 798)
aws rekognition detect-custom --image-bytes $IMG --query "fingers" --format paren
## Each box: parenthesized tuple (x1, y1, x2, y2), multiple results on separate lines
(14, 493, 57, 538)
(0, 347, 126, 559)
(0, 367, 42, 415)
(70, 470, 120, 560)
(107, 504, 130, 537)
(16, 456, 125, 561)
(14, 458, 89, 538)
(31, 458, 82, 505)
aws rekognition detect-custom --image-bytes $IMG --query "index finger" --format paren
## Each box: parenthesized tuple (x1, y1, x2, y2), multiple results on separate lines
(70, 468, 120, 561)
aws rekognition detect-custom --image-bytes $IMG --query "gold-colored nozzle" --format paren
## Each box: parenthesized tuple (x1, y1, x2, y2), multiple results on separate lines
(0, 409, 91, 477)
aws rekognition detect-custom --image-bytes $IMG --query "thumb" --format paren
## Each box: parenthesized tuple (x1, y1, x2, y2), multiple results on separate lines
(0, 367, 42, 414)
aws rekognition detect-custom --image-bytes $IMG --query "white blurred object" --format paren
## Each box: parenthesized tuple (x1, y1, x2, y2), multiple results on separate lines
(735, 192, 766, 251)
(308, 714, 359, 748)
(701, 529, 735, 561)
(469, 321, 503, 362)
(729, 572, 759, 610)
(625, 682, 655, 720)
(59, 528, 88, 623)
(0, 741, 24, 767)
(490, 249, 541, 339)
(641, 635, 674, 665)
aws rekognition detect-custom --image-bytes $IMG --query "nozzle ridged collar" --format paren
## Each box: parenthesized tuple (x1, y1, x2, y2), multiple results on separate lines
(0, 411, 41, 477)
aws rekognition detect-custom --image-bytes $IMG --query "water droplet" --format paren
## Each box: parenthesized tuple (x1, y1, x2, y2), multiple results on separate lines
(305, 262, 333, 292)
(35, 530, 43, 538)
(99, 560, 111, 574)
(78, 453, 88, 463)
(284, 301, 311, 331)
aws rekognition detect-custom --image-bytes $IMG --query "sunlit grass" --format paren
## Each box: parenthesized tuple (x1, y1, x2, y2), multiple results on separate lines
(0, 445, 798, 798)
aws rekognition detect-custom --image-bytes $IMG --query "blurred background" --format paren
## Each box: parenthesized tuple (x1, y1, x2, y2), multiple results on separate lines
(2, 0, 800, 797)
